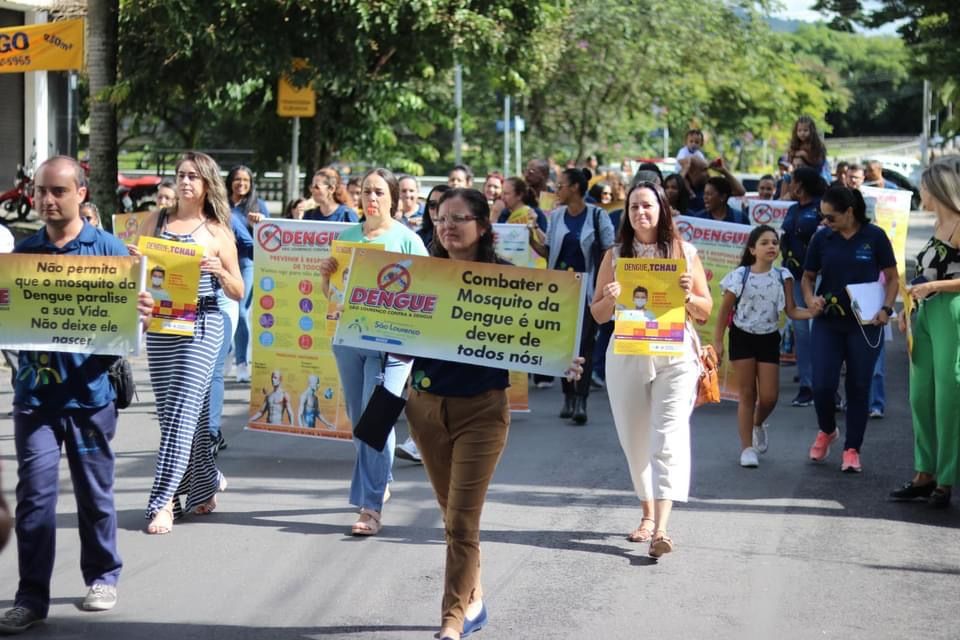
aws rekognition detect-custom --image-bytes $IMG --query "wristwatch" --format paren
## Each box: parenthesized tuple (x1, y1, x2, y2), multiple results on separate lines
(881, 305, 894, 316)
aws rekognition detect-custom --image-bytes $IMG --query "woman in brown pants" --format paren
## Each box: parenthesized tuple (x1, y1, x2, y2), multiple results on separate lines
(406, 188, 580, 640)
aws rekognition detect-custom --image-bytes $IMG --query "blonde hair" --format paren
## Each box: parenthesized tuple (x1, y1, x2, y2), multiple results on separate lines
(174, 151, 231, 227)
(922, 160, 960, 217)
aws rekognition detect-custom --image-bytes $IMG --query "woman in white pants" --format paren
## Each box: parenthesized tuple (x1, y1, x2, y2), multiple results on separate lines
(591, 181, 712, 558)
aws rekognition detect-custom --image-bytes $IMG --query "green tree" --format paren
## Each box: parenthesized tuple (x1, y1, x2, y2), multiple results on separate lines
(87, 0, 120, 225)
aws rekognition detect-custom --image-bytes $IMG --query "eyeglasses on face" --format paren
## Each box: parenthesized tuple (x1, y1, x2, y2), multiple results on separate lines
(435, 214, 477, 226)
(176, 171, 201, 182)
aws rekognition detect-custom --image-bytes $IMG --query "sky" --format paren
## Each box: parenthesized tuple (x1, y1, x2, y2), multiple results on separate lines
(771, 0, 900, 35)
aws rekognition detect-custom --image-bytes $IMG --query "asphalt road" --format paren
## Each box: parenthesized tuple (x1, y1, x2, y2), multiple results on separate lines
(1, 210, 958, 640)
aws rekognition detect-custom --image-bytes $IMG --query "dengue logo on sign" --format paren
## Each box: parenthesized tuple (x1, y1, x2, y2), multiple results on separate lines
(752, 204, 774, 225)
(376, 261, 412, 293)
(258, 224, 283, 253)
(675, 220, 694, 242)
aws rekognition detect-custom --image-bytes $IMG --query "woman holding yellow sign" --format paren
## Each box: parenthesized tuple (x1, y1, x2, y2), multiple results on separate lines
(131, 152, 244, 535)
(320, 168, 428, 537)
(406, 188, 583, 640)
(590, 181, 712, 559)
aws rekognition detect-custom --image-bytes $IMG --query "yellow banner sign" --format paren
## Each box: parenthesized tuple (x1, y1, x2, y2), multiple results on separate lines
(277, 58, 316, 117)
(0, 254, 143, 355)
(112, 212, 148, 247)
(334, 250, 587, 376)
(0, 19, 84, 74)
(137, 235, 203, 335)
(613, 258, 687, 355)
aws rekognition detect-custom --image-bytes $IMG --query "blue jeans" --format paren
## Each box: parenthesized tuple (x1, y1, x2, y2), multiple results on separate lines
(209, 295, 239, 438)
(332, 345, 412, 512)
(793, 278, 813, 388)
(869, 340, 885, 413)
(234, 258, 254, 366)
(811, 320, 882, 452)
(13, 403, 122, 617)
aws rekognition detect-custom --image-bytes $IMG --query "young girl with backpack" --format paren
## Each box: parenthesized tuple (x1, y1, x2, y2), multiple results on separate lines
(713, 225, 812, 468)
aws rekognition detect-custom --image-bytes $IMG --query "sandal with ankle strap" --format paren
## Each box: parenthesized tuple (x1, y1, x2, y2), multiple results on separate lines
(649, 531, 674, 558)
(351, 508, 382, 536)
(627, 517, 656, 543)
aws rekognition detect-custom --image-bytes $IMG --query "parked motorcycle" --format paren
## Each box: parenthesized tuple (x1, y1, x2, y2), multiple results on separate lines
(79, 161, 163, 212)
(0, 164, 33, 222)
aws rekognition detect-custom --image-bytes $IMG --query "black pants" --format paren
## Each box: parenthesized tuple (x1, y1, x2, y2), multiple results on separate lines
(562, 306, 597, 398)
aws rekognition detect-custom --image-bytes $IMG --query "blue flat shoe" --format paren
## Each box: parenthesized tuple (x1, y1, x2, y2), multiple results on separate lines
(461, 604, 487, 638)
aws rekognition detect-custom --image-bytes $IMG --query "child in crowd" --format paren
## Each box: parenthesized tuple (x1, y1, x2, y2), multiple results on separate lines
(787, 116, 829, 180)
(713, 225, 812, 468)
(675, 129, 706, 171)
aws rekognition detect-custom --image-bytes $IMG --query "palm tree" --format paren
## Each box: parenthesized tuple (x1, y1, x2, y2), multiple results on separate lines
(85, 0, 119, 230)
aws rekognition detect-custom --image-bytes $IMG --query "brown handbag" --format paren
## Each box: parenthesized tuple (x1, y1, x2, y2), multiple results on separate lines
(695, 344, 721, 407)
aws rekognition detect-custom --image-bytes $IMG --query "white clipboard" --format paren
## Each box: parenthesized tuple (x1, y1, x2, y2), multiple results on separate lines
(846, 281, 885, 325)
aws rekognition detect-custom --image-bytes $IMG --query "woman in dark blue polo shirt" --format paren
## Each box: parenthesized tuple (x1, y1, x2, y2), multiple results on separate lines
(801, 185, 898, 473)
(406, 188, 580, 640)
(780, 166, 827, 406)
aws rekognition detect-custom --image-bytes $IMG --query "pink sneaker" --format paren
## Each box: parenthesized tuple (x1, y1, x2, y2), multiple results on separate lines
(809, 429, 840, 462)
(841, 448, 862, 473)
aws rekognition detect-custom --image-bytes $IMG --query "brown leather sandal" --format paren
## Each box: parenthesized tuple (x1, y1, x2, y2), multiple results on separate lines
(351, 508, 382, 536)
(649, 531, 674, 558)
(627, 517, 656, 543)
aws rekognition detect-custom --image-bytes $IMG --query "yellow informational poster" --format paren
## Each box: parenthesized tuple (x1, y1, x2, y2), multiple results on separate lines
(900, 279, 914, 357)
(248, 219, 355, 439)
(0, 254, 144, 355)
(613, 258, 687, 356)
(0, 19, 84, 74)
(507, 371, 529, 412)
(861, 186, 912, 275)
(676, 215, 754, 399)
(326, 240, 380, 333)
(334, 251, 587, 376)
(137, 235, 203, 335)
(538, 191, 558, 214)
(112, 212, 149, 247)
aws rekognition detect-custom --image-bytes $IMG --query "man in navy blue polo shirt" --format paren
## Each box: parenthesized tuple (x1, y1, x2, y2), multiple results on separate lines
(0, 156, 153, 635)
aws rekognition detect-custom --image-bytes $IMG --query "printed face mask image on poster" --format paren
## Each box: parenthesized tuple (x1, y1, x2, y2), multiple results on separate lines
(613, 258, 687, 356)
(334, 250, 587, 376)
(249, 219, 355, 440)
(137, 235, 203, 335)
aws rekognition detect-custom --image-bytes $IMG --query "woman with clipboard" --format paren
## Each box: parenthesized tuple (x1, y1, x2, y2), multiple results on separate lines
(801, 186, 898, 473)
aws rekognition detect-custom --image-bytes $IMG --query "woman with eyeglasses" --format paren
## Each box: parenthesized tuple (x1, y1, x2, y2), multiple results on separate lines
(590, 181, 712, 558)
(225, 165, 268, 383)
(891, 162, 960, 508)
(530, 168, 615, 424)
(407, 188, 584, 640)
(417, 184, 450, 250)
(319, 168, 428, 536)
(131, 152, 245, 535)
(801, 185, 898, 473)
(304, 168, 358, 223)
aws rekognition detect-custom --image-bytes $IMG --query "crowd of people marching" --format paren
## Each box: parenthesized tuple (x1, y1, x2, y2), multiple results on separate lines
(1, 113, 959, 639)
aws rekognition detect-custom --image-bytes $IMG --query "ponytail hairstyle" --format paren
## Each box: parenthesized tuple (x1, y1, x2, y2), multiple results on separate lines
(822, 184, 869, 225)
(739, 224, 778, 267)
(562, 167, 590, 197)
(313, 167, 349, 205)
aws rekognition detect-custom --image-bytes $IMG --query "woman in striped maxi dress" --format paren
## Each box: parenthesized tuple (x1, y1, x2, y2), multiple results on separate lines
(131, 151, 244, 535)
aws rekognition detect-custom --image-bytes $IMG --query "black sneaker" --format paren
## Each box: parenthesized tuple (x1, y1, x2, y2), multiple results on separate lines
(791, 387, 814, 407)
(0, 606, 45, 633)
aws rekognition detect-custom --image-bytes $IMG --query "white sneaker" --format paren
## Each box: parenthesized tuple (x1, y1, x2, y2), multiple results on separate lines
(235, 363, 251, 383)
(534, 381, 554, 389)
(395, 437, 422, 463)
(752, 423, 769, 454)
(740, 447, 759, 468)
